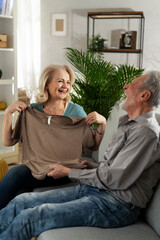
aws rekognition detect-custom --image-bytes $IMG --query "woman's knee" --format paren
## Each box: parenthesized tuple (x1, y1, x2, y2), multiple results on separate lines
(0, 165, 31, 188)
(5, 165, 30, 180)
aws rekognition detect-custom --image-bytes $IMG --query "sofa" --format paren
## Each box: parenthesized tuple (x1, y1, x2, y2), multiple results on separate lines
(35, 105, 160, 240)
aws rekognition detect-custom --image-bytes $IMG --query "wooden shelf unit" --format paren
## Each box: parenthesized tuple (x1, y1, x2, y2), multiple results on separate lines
(0, 0, 18, 164)
(87, 11, 145, 68)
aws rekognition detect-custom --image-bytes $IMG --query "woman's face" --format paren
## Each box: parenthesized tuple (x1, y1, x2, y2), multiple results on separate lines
(46, 69, 71, 100)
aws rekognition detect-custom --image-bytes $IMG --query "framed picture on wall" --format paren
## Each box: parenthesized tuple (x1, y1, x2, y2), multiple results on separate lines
(51, 13, 67, 36)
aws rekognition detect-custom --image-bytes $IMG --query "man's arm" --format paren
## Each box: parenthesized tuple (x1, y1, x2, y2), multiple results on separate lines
(48, 126, 159, 191)
(69, 127, 159, 190)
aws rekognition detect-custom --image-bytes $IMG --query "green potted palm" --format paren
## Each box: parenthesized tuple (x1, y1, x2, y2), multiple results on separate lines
(65, 48, 144, 119)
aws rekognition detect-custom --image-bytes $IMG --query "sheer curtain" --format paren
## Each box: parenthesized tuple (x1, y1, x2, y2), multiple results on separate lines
(17, 0, 41, 98)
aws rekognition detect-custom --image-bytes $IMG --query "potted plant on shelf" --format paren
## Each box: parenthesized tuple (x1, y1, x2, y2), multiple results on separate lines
(89, 34, 107, 50)
(65, 47, 144, 120)
(88, 33, 107, 61)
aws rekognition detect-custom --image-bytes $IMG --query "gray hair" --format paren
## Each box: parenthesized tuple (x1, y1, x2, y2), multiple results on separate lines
(140, 71, 160, 108)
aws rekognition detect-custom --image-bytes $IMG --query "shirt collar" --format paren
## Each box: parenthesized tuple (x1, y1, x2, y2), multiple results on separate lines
(134, 110, 155, 124)
(119, 110, 156, 126)
(28, 106, 84, 125)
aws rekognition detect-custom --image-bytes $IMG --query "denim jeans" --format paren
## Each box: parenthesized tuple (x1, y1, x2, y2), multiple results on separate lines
(0, 164, 71, 209)
(0, 184, 141, 240)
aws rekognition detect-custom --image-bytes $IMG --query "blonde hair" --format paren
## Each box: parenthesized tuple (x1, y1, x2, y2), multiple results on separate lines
(36, 64, 75, 104)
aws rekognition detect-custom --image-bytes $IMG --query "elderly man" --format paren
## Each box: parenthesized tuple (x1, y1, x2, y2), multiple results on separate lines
(0, 71, 160, 240)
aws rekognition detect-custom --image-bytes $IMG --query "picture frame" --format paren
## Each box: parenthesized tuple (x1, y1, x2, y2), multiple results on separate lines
(51, 13, 67, 37)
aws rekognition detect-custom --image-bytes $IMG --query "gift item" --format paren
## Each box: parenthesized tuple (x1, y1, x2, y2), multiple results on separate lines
(0, 34, 7, 48)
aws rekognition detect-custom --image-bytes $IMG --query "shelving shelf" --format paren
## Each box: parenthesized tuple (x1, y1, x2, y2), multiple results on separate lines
(87, 11, 145, 68)
(92, 48, 142, 53)
(0, 79, 14, 84)
(0, 0, 18, 164)
(0, 15, 13, 19)
(0, 48, 14, 51)
(0, 110, 5, 115)
(0, 147, 15, 155)
(87, 11, 144, 19)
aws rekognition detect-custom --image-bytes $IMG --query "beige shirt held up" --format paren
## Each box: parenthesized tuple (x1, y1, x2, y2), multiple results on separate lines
(12, 107, 94, 180)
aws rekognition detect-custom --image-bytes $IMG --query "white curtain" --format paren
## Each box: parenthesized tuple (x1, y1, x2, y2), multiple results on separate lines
(17, 0, 41, 97)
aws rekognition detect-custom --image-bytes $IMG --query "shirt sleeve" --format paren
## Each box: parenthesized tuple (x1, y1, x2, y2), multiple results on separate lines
(69, 126, 159, 190)
(76, 106, 87, 118)
(11, 111, 23, 143)
(64, 102, 87, 118)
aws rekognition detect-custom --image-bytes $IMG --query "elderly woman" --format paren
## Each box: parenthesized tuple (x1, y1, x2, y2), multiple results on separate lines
(1, 64, 106, 209)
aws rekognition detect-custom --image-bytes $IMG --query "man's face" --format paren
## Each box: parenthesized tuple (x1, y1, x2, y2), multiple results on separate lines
(121, 75, 147, 111)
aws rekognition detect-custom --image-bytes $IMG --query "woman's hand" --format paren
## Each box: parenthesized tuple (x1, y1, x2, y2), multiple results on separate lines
(5, 101, 27, 115)
(85, 111, 106, 126)
(85, 111, 106, 151)
(2, 101, 27, 146)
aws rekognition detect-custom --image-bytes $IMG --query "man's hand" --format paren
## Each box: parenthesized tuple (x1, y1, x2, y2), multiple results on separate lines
(81, 160, 93, 169)
(47, 164, 70, 179)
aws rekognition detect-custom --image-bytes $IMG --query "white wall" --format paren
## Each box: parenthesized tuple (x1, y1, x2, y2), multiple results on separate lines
(40, 0, 160, 161)
(41, 0, 160, 71)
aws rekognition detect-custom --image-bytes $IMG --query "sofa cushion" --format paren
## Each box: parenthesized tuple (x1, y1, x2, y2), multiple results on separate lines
(144, 113, 160, 237)
(37, 221, 160, 240)
(144, 181, 160, 237)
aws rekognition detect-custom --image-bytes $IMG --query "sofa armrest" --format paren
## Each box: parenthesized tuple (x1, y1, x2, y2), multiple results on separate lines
(144, 182, 160, 237)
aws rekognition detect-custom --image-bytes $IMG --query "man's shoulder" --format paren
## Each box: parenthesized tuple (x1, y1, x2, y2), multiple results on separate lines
(127, 120, 159, 147)
(138, 112, 160, 138)
(118, 112, 160, 140)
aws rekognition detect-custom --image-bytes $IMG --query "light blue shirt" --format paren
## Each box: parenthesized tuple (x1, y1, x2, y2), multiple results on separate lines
(30, 102, 87, 118)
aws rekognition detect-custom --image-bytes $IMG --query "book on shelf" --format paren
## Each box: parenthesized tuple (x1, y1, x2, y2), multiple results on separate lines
(0, 0, 13, 16)
(0, 0, 3, 15)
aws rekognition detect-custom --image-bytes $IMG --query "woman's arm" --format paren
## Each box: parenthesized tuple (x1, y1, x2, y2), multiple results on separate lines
(2, 101, 27, 146)
(85, 111, 106, 151)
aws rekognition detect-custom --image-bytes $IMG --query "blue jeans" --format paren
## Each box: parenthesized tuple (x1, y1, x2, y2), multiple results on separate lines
(0, 184, 141, 240)
(0, 164, 71, 209)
